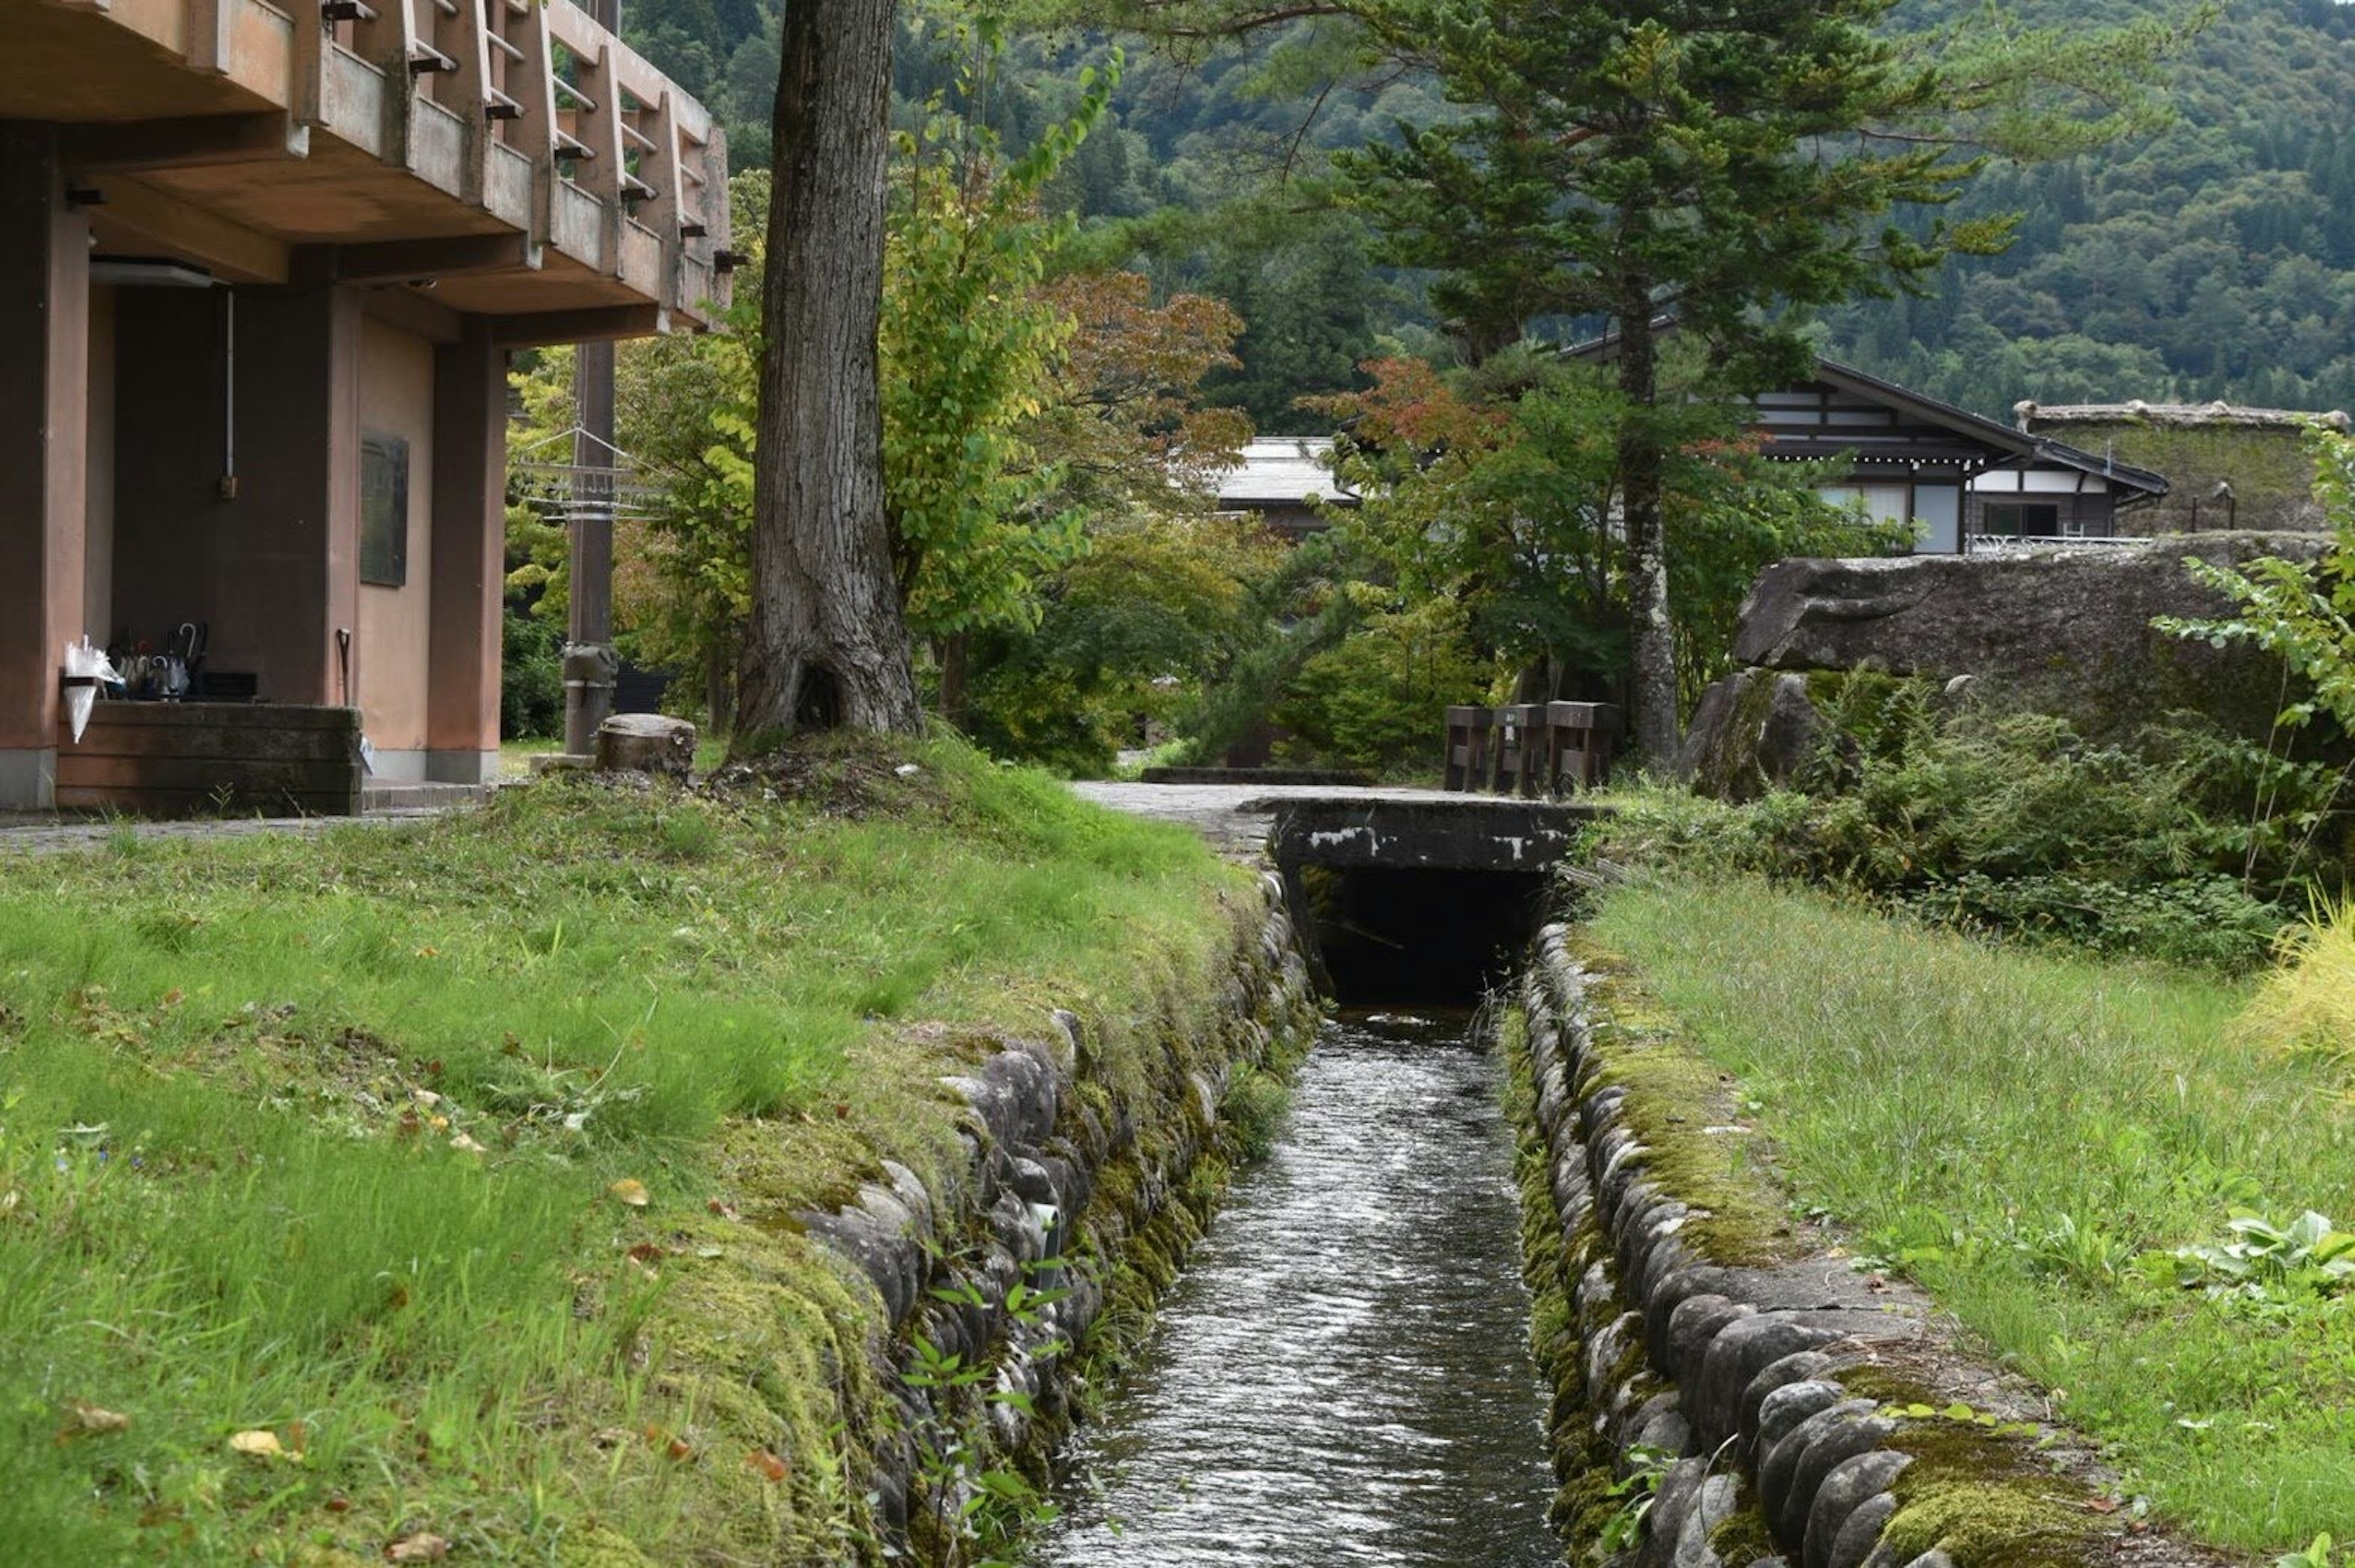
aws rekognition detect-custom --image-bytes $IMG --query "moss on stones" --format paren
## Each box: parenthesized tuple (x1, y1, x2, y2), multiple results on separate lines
(1560, 936, 1799, 1268)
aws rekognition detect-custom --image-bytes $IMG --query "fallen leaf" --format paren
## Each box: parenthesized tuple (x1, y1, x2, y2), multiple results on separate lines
(69, 1402, 130, 1434)
(161, 989, 185, 1006)
(325, 1495, 352, 1514)
(610, 1179, 650, 1208)
(447, 1131, 486, 1155)
(626, 1242, 666, 1264)
(665, 1437, 694, 1461)
(385, 1532, 451, 1562)
(412, 1089, 442, 1108)
(746, 1449, 789, 1482)
(705, 1198, 738, 1220)
(2085, 1497, 2120, 1514)
(228, 1429, 285, 1458)
(590, 1426, 632, 1450)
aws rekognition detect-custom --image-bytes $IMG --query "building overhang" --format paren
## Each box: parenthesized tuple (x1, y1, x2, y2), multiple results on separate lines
(13, 0, 728, 331)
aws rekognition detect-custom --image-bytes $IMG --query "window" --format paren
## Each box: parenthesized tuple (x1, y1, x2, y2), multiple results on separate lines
(360, 432, 409, 587)
(1980, 502, 2059, 538)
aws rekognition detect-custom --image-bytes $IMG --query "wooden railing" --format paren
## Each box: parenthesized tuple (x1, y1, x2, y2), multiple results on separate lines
(1444, 702, 1620, 797)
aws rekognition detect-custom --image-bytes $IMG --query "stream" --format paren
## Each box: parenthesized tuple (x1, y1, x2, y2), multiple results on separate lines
(1027, 1012, 1563, 1567)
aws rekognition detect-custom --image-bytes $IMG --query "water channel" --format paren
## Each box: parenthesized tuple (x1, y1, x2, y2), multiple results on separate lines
(1028, 1012, 1562, 1567)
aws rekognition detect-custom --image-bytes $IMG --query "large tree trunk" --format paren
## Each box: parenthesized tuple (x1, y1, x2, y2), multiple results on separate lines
(737, 0, 922, 743)
(1615, 301, 1680, 769)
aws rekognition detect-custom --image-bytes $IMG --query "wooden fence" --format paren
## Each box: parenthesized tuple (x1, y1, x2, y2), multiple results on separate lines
(1443, 702, 1620, 797)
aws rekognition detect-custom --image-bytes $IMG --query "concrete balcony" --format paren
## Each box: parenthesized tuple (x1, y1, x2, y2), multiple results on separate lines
(7, 0, 730, 338)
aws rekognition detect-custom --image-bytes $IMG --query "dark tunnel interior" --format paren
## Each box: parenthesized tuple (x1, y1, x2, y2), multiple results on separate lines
(1294, 864, 1553, 1006)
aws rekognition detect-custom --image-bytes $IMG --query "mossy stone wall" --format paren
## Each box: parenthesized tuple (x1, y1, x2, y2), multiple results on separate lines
(797, 871, 1321, 1563)
(1506, 924, 2144, 1568)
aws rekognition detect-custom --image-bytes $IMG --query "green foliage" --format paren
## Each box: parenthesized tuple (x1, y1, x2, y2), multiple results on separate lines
(501, 602, 564, 739)
(883, 38, 1117, 642)
(1313, 352, 1903, 727)
(2159, 426, 2355, 737)
(1828, 1, 2355, 416)
(1273, 590, 1488, 773)
(2166, 1210, 2355, 1309)
(1602, 681, 2340, 970)
(963, 519, 1281, 774)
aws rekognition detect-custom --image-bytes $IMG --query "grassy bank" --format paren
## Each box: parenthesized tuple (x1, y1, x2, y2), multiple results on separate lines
(1588, 875, 2355, 1556)
(0, 738, 1251, 1564)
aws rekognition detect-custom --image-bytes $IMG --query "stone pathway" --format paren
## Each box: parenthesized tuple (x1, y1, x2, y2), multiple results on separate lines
(1070, 779, 1465, 857)
(0, 806, 451, 857)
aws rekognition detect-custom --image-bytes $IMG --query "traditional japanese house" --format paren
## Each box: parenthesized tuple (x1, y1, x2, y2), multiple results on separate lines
(2, 0, 727, 813)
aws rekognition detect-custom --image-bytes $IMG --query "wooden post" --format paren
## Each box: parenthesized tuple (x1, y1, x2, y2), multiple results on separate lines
(1545, 701, 1621, 793)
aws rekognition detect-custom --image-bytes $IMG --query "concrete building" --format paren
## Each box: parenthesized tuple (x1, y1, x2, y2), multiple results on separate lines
(2, 0, 727, 811)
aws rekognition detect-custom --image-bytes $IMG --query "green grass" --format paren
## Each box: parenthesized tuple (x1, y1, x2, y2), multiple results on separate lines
(1588, 874, 2355, 1556)
(0, 735, 1250, 1564)
(496, 732, 730, 776)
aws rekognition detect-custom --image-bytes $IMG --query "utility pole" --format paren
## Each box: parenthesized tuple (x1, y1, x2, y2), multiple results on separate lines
(562, 0, 622, 757)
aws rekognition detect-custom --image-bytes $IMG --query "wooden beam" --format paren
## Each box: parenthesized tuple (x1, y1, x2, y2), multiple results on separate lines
(490, 302, 662, 345)
(327, 232, 537, 281)
(65, 113, 306, 175)
(91, 177, 290, 284)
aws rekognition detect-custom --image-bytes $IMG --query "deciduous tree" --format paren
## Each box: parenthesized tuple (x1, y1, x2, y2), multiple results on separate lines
(739, 0, 923, 741)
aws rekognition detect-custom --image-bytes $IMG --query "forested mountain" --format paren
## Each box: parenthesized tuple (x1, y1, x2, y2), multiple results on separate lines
(1825, 0, 2355, 417)
(623, 0, 2355, 424)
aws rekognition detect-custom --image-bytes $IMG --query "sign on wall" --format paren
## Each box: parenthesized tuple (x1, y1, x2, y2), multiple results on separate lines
(360, 432, 409, 587)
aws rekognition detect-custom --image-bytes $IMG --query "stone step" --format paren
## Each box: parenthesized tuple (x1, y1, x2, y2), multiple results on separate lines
(359, 780, 495, 813)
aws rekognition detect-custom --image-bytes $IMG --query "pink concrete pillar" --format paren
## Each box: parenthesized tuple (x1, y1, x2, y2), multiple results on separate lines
(0, 126, 91, 809)
(426, 316, 506, 781)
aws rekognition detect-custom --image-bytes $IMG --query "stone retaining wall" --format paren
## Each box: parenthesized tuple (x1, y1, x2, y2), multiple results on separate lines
(1511, 922, 2205, 1568)
(803, 871, 1320, 1560)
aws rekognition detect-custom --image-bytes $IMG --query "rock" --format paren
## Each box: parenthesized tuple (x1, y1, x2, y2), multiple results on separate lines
(1642, 1459, 1710, 1568)
(1665, 1295, 1751, 1382)
(1776, 1414, 1895, 1548)
(1737, 1351, 1838, 1461)
(1692, 1317, 1839, 1450)
(1825, 1491, 1900, 1568)
(1758, 1399, 1877, 1545)
(1679, 670, 1825, 799)
(1753, 1380, 1845, 1459)
(594, 712, 696, 778)
(1801, 1451, 1909, 1568)
(1729, 534, 2328, 740)
(1672, 1474, 1743, 1568)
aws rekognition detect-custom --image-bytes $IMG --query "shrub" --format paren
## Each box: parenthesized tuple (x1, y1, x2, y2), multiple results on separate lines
(2235, 899, 2355, 1063)
(1598, 678, 2343, 970)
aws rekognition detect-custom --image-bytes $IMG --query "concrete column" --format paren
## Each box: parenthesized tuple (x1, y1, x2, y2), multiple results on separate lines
(0, 126, 91, 809)
(426, 316, 505, 782)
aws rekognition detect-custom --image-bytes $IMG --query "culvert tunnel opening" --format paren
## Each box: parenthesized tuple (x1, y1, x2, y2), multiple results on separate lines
(1295, 863, 1553, 1006)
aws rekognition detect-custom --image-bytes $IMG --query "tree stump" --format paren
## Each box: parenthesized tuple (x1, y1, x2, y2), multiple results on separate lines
(595, 714, 696, 780)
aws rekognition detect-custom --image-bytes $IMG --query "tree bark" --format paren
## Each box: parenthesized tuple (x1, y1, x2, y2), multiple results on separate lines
(1615, 301, 1680, 770)
(737, 0, 922, 742)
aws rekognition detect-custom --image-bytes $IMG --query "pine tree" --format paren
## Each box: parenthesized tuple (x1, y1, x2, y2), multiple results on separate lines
(1339, 0, 1997, 763)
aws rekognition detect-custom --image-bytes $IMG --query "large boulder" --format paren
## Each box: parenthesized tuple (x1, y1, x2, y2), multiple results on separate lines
(1684, 533, 2332, 797)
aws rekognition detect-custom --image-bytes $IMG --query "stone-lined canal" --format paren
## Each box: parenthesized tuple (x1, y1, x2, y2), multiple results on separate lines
(1028, 1012, 1561, 1567)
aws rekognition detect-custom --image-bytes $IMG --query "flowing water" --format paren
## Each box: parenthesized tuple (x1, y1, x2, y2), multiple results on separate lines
(1027, 1012, 1562, 1567)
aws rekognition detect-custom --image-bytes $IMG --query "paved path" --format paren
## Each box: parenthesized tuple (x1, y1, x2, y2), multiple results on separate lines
(1071, 781, 1473, 857)
(0, 807, 447, 856)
